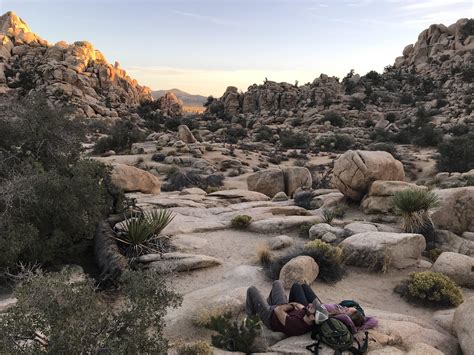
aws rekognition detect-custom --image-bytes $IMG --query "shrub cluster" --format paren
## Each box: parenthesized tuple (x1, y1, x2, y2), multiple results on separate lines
(322, 111, 345, 127)
(0, 97, 118, 269)
(437, 133, 474, 173)
(0, 268, 181, 353)
(231, 215, 252, 229)
(279, 130, 309, 149)
(395, 271, 463, 307)
(93, 120, 146, 154)
(163, 169, 224, 192)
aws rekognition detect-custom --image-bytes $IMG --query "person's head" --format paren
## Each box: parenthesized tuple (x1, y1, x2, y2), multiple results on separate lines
(348, 307, 364, 327)
(307, 299, 328, 324)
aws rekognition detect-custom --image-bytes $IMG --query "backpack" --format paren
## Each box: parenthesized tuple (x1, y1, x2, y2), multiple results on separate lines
(339, 300, 365, 317)
(306, 318, 369, 355)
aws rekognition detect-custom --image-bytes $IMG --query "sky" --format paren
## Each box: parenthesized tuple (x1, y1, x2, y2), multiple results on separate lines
(0, 0, 472, 96)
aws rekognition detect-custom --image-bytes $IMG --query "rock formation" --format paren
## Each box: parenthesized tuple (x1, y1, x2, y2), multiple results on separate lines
(0, 11, 152, 119)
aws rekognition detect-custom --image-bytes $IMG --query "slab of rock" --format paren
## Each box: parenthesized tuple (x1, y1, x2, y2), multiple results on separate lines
(432, 252, 474, 288)
(332, 150, 405, 201)
(249, 216, 322, 234)
(268, 235, 294, 250)
(309, 223, 346, 239)
(170, 234, 208, 251)
(180, 187, 207, 195)
(344, 222, 378, 236)
(434, 230, 474, 257)
(282, 167, 312, 197)
(208, 189, 270, 202)
(0, 297, 17, 313)
(432, 187, 474, 234)
(139, 252, 222, 273)
(454, 296, 474, 355)
(361, 181, 426, 214)
(279, 255, 319, 288)
(110, 163, 161, 194)
(341, 232, 426, 269)
(247, 169, 285, 198)
(432, 309, 455, 335)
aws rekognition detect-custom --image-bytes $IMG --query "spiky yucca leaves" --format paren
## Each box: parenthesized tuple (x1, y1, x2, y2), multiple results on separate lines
(321, 208, 337, 225)
(115, 209, 174, 258)
(392, 189, 440, 248)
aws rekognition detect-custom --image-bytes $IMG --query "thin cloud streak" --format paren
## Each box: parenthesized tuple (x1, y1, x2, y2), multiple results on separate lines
(171, 9, 238, 26)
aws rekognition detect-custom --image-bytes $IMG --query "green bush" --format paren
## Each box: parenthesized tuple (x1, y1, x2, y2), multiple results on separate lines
(437, 133, 474, 172)
(321, 208, 337, 224)
(0, 98, 118, 269)
(225, 127, 247, 144)
(93, 120, 146, 154)
(280, 130, 309, 149)
(176, 340, 213, 355)
(255, 126, 273, 142)
(205, 313, 260, 353)
(231, 215, 252, 229)
(461, 64, 474, 83)
(0, 269, 181, 353)
(412, 125, 443, 147)
(397, 271, 463, 307)
(322, 111, 345, 127)
(294, 190, 316, 210)
(399, 93, 414, 105)
(163, 169, 224, 192)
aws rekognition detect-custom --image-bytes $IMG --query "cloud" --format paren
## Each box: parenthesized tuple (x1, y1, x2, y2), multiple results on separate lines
(171, 10, 238, 26)
(401, 0, 470, 11)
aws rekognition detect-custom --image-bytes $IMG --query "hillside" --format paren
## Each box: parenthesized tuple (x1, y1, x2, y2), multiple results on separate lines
(152, 88, 207, 107)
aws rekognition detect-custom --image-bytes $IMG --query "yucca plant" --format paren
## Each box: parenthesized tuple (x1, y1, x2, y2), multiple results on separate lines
(115, 209, 175, 258)
(392, 189, 440, 248)
(321, 208, 337, 225)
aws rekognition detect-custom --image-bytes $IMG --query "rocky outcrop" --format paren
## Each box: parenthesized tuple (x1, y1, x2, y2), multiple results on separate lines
(0, 11, 152, 118)
(432, 252, 474, 288)
(247, 167, 312, 198)
(361, 181, 427, 214)
(159, 91, 183, 117)
(432, 187, 474, 234)
(247, 169, 285, 198)
(279, 255, 319, 288)
(177, 124, 196, 143)
(454, 296, 474, 355)
(136, 252, 222, 273)
(341, 232, 426, 269)
(110, 163, 161, 194)
(332, 150, 405, 201)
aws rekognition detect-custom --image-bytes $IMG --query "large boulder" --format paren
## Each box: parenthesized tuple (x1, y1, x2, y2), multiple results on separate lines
(361, 181, 427, 214)
(332, 150, 405, 201)
(247, 169, 285, 198)
(279, 255, 319, 288)
(341, 232, 426, 269)
(432, 187, 474, 234)
(159, 91, 183, 117)
(110, 163, 161, 194)
(309, 223, 346, 239)
(282, 167, 312, 197)
(454, 296, 474, 355)
(432, 252, 474, 288)
(177, 124, 196, 144)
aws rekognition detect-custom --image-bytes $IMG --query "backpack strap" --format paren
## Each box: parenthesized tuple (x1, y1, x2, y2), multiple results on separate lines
(346, 331, 369, 355)
(306, 340, 321, 355)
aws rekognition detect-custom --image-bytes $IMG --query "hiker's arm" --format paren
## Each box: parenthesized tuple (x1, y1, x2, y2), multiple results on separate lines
(274, 304, 294, 325)
(289, 302, 305, 310)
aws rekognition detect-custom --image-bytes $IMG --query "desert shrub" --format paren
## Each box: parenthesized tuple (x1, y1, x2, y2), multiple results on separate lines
(437, 133, 474, 172)
(257, 245, 272, 266)
(395, 271, 463, 307)
(449, 124, 469, 136)
(460, 18, 474, 38)
(365, 70, 382, 85)
(164, 117, 183, 131)
(255, 125, 273, 142)
(205, 313, 260, 353)
(299, 223, 313, 238)
(94, 120, 146, 154)
(225, 127, 247, 144)
(268, 154, 283, 165)
(348, 97, 365, 111)
(175, 340, 213, 355)
(294, 190, 315, 210)
(412, 125, 443, 147)
(399, 93, 414, 105)
(152, 153, 166, 162)
(280, 130, 309, 149)
(392, 189, 440, 248)
(115, 209, 174, 258)
(265, 246, 344, 283)
(316, 134, 354, 152)
(461, 64, 474, 83)
(322, 111, 345, 127)
(164, 169, 224, 191)
(231, 215, 252, 229)
(385, 112, 397, 123)
(305, 240, 343, 264)
(0, 99, 118, 269)
(0, 268, 181, 353)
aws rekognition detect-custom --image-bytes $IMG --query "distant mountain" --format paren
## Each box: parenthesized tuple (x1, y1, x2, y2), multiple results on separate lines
(152, 89, 207, 108)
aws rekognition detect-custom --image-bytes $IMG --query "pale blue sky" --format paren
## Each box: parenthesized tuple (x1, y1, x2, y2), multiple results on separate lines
(1, 0, 472, 95)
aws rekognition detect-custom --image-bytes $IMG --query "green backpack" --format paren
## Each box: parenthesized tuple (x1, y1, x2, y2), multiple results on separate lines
(306, 318, 368, 355)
